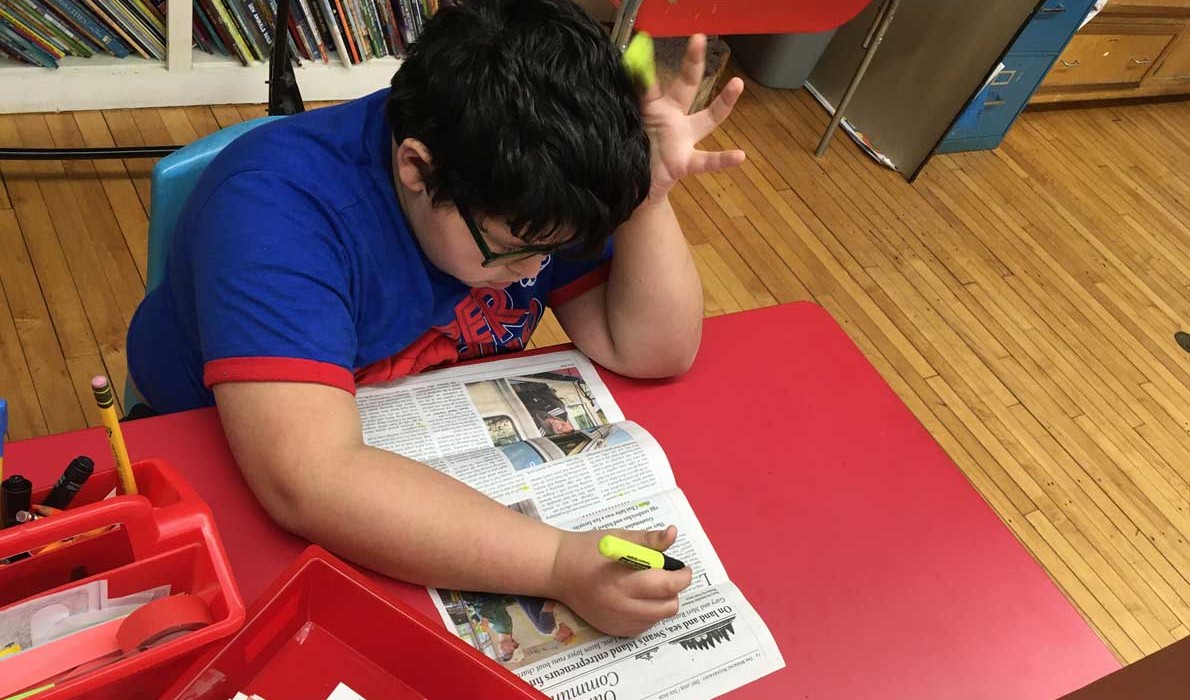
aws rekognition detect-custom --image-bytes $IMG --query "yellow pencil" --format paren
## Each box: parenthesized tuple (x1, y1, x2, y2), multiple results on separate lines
(90, 376, 137, 495)
(0, 397, 8, 485)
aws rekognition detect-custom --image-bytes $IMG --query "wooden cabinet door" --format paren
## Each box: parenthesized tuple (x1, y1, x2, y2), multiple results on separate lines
(1151, 33, 1190, 81)
(1045, 33, 1175, 87)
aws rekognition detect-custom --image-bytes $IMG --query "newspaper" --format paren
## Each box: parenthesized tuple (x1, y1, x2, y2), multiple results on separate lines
(356, 351, 785, 700)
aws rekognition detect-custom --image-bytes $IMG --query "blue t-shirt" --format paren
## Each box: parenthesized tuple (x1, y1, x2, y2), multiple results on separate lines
(127, 89, 610, 414)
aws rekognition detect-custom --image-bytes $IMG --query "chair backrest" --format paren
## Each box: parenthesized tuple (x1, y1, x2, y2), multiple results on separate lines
(126, 116, 283, 413)
(145, 116, 284, 293)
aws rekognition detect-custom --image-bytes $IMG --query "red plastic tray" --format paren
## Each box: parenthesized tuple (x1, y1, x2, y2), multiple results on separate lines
(0, 459, 245, 700)
(164, 546, 546, 700)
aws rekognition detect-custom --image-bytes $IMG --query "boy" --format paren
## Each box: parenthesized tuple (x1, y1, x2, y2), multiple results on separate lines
(126, 0, 745, 637)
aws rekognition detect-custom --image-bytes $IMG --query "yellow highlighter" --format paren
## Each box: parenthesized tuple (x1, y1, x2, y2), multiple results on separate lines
(599, 534, 686, 571)
(622, 32, 657, 92)
(3, 683, 55, 700)
(91, 376, 137, 496)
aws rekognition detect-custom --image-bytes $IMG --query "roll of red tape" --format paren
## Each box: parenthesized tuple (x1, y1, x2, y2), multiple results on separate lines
(116, 594, 214, 654)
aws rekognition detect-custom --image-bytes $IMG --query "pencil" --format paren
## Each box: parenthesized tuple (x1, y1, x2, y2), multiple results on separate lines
(90, 376, 138, 495)
(0, 398, 7, 484)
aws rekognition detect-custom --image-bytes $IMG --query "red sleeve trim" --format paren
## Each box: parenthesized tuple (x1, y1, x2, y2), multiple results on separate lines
(548, 262, 611, 307)
(203, 357, 357, 395)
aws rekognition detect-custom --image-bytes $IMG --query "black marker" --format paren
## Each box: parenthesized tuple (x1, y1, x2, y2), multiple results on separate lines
(42, 456, 94, 510)
(2, 475, 32, 529)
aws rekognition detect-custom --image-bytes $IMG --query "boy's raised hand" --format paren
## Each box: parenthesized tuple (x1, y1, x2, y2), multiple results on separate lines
(549, 526, 693, 637)
(640, 33, 746, 202)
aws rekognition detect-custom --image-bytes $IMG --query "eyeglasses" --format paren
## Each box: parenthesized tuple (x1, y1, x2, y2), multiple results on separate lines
(454, 197, 568, 268)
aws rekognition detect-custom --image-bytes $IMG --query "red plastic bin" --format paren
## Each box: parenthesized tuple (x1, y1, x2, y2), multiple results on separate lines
(164, 546, 547, 700)
(0, 458, 245, 699)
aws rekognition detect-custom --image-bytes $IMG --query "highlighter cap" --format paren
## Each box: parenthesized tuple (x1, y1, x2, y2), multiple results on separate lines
(41, 455, 97, 510)
(622, 32, 657, 91)
(2, 475, 31, 496)
(66, 455, 96, 479)
(2, 475, 33, 528)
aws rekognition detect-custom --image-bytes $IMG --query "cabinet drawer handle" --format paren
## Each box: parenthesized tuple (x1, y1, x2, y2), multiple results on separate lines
(1129, 57, 1153, 65)
(1060, 59, 1081, 67)
(990, 69, 1017, 86)
(1039, 4, 1067, 13)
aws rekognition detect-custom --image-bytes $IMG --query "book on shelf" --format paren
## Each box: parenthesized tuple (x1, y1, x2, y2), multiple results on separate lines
(24, 0, 100, 57)
(0, 0, 435, 67)
(95, 0, 165, 59)
(223, 0, 264, 60)
(47, 0, 133, 58)
(313, 0, 348, 67)
(289, 0, 325, 63)
(191, 0, 226, 56)
(77, 0, 147, 58)
(345, 0, 370, 60)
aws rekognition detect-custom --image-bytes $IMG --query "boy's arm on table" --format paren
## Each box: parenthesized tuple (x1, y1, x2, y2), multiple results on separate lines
(213, 380, 691, 635)
(554, 35, 745, 379)
(553, 196, 703, 379)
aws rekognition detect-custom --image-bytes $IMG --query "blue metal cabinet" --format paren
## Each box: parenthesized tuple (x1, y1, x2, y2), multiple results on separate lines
(1014, 1, 1095, 53)
(944, 54, 1055, 142)
(937, 0, 1097, 153)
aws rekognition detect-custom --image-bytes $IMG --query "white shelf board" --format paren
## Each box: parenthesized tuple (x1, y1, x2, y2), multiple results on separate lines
(0, 50, 401, 114)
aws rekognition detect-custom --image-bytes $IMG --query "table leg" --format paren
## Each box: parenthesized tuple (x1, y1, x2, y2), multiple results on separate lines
(815, 0, 900, 158)
(611, 0, 646, 52)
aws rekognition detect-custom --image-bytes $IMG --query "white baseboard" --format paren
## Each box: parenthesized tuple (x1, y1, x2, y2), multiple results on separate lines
(0, 51, 401, 114)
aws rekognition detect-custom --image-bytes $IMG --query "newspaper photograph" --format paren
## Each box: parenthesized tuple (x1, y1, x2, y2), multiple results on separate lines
(356, 350, 784, 700)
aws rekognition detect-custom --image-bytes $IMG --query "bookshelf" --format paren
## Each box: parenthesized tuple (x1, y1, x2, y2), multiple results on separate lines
(0, 0, 633, 115)
(0, 0, 403, 114)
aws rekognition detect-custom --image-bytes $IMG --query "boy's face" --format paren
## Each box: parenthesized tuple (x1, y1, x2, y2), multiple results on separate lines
(393, 138, 567, 289)
(415, 203, 554, 289)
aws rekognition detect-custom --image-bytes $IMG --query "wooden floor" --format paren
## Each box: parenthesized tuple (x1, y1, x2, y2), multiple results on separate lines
(1, 80, 1188, 664)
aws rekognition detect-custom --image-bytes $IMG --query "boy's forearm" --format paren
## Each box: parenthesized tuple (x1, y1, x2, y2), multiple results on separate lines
(605, 195, 703, 376)
(277, 444, 564, 596)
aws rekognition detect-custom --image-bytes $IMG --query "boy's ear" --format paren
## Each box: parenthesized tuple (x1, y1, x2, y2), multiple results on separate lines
(394, 138, 434, 194)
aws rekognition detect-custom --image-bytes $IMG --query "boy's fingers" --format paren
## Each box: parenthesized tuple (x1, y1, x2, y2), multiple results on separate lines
(607, 617, 665, 638)
(680, 34, 707, 83)
(689, 149, 746, 176)
(616, 595, 683, 624)
(650, 524, 678, 551)
(615, 525, 678, 552)
(624, 567, 694, 600)
(670, 33, 707, 109)
(693, 78, 745, 139)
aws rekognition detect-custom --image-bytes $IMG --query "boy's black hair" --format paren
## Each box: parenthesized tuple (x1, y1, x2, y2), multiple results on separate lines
(387, 0, 651, 253)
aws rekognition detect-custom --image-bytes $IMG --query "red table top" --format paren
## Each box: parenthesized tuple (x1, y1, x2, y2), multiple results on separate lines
(611, 0, 871, 37)
(7, 303, 1118, 699)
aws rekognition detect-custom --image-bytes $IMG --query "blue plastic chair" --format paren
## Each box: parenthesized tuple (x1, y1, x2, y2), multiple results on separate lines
(126, 116, 284, 411)
(143, 116, 284, 293)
